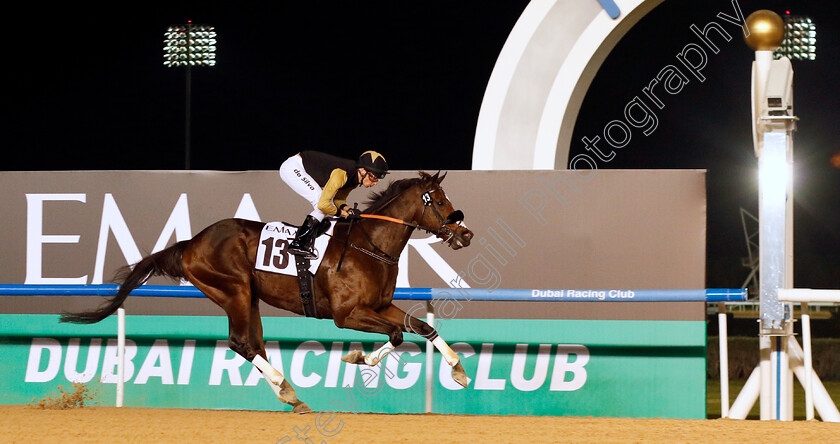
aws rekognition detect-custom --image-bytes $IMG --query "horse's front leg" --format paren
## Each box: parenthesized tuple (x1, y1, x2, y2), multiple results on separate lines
(341, 341, 399, 366)
(340, 342, 399, 370)
(378, 305, 469, 388)
(432, 337, 469, 388)
(333, 306, 405, 366)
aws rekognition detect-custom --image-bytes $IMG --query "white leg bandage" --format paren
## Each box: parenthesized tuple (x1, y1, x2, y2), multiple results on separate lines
(433, 336, 460, 367)
(365, 341, 395, 366)
(252, 355, 285, 386)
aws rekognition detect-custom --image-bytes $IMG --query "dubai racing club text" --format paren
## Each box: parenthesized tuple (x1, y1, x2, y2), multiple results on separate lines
(531, 289, 635, 301)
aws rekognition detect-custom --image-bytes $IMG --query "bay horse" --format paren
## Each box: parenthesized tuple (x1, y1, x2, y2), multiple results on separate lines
(60, 171, 473, 413)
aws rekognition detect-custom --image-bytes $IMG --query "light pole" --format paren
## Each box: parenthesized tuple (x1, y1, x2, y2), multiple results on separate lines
(727, 11, 838, 423)
(742, 8, 796, 422)
(163, 22, 216, 170)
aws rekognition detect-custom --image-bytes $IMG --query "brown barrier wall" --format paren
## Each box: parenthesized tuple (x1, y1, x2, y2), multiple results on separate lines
(0, 169, 706, 320)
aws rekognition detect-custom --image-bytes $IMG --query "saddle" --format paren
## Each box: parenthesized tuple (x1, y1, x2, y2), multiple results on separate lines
(255, 219, 334, 319)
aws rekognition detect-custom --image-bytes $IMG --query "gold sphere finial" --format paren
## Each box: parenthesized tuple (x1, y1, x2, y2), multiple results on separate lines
(744, 10, 785, 51)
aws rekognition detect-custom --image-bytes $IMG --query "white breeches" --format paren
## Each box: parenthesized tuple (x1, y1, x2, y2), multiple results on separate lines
(279, 154, 326, 221)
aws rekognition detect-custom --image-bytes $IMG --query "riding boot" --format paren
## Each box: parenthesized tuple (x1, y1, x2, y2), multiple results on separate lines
(289, 215, 319, 259)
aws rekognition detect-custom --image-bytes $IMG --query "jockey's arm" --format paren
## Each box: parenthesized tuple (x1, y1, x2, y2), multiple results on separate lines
(317, 169, 349, 216)
(333, 189, 352, 216)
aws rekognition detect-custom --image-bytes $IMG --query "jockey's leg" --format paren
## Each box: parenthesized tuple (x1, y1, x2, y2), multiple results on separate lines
(288, 215, 319, 259)
(279, 154, 326, 260)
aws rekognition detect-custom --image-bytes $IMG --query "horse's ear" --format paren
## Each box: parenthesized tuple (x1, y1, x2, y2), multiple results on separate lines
(435, 171, 447, 184)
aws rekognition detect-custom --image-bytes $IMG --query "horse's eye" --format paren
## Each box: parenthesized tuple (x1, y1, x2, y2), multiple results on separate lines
(437, 201, 444, 206)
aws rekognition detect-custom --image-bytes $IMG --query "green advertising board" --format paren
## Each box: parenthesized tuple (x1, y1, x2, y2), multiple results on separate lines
(0, 315, 706, 418)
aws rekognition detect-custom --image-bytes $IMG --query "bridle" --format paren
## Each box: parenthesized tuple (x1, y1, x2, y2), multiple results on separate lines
(418, 190, 464, 243)
(335, 186, 465, 268)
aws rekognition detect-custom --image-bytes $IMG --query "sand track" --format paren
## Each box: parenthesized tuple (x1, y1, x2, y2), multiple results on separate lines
(2, 405, 840, 443)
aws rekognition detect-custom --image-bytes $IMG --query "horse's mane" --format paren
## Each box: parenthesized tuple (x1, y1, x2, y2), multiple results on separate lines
(363, 171, 439, 214)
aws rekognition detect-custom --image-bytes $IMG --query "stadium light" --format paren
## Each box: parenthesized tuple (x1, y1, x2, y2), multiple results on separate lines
(774, 15, 816, 61)
(164, 24, 217, 67)
(163, 22, 217, 169)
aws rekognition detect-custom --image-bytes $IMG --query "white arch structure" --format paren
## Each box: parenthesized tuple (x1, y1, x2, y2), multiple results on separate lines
(472, 0, 665, 170)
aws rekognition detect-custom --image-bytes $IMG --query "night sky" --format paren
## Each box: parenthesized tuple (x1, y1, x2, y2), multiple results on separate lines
(4, 1, 840, 288)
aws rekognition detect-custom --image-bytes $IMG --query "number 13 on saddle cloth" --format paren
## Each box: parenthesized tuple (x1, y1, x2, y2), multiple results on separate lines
(255, 221, 336, 275)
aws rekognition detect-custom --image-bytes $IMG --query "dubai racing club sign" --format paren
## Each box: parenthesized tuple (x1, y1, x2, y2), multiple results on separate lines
(0, 314, 706, 419)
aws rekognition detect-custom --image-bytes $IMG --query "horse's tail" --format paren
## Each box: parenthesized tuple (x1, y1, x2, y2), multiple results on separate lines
(59, 241, 190, 324)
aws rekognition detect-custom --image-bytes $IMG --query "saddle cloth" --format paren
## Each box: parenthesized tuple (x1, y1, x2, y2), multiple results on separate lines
(255, 220, 336, 276)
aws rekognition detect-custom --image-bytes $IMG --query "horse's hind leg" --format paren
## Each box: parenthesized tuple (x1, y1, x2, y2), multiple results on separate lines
(246, 301, 311, 414)
(194, 277, 310, 413)
(182, 222, 310, 412)
(378, 304, 470, 388)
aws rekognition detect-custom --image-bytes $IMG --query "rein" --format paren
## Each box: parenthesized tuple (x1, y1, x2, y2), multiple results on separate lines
(334, 186, 462, 268)
(334, 214, 406, 270)
(358, 214, 429, 232)
(335, 215, 406, 269)
(360, 197, 456, 239)
(359, 214, 409, 225)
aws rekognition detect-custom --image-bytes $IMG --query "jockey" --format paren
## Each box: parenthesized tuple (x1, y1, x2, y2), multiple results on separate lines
(279, 150, 388, 259)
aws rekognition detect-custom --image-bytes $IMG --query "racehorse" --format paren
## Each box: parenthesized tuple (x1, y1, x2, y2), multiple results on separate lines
(60, 171, 473, 413)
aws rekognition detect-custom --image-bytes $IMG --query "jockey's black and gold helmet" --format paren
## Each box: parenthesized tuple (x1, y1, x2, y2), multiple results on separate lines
(357, 150, 389, 178)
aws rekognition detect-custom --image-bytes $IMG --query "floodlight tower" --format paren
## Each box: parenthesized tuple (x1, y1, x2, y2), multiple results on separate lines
(774, 14, 817, 61)
(746, 9, 795, 421)
(163, 22, 217, 169)
(728, 10, 840, 423)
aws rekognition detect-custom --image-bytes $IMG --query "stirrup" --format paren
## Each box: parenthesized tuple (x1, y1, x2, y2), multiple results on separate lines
(289, 245, 317, 260)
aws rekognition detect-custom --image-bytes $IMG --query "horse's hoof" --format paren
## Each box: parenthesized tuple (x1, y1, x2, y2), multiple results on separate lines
(278, 380, 300, 405)
(452, 362, 469, 388)
(341, 350, 365, 364)
(293, 402, 312, 414)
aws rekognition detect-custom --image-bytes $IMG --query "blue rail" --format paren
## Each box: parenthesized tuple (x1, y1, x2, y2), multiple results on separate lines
(0, 285, 746, 302)
(401, 288, 746, 302)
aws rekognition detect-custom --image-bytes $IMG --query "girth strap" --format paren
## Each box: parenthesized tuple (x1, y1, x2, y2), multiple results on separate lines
(294, 255, 319, 318)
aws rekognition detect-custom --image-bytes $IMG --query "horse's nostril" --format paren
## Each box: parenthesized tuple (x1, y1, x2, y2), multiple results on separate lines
(464, 231, 473, 239)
